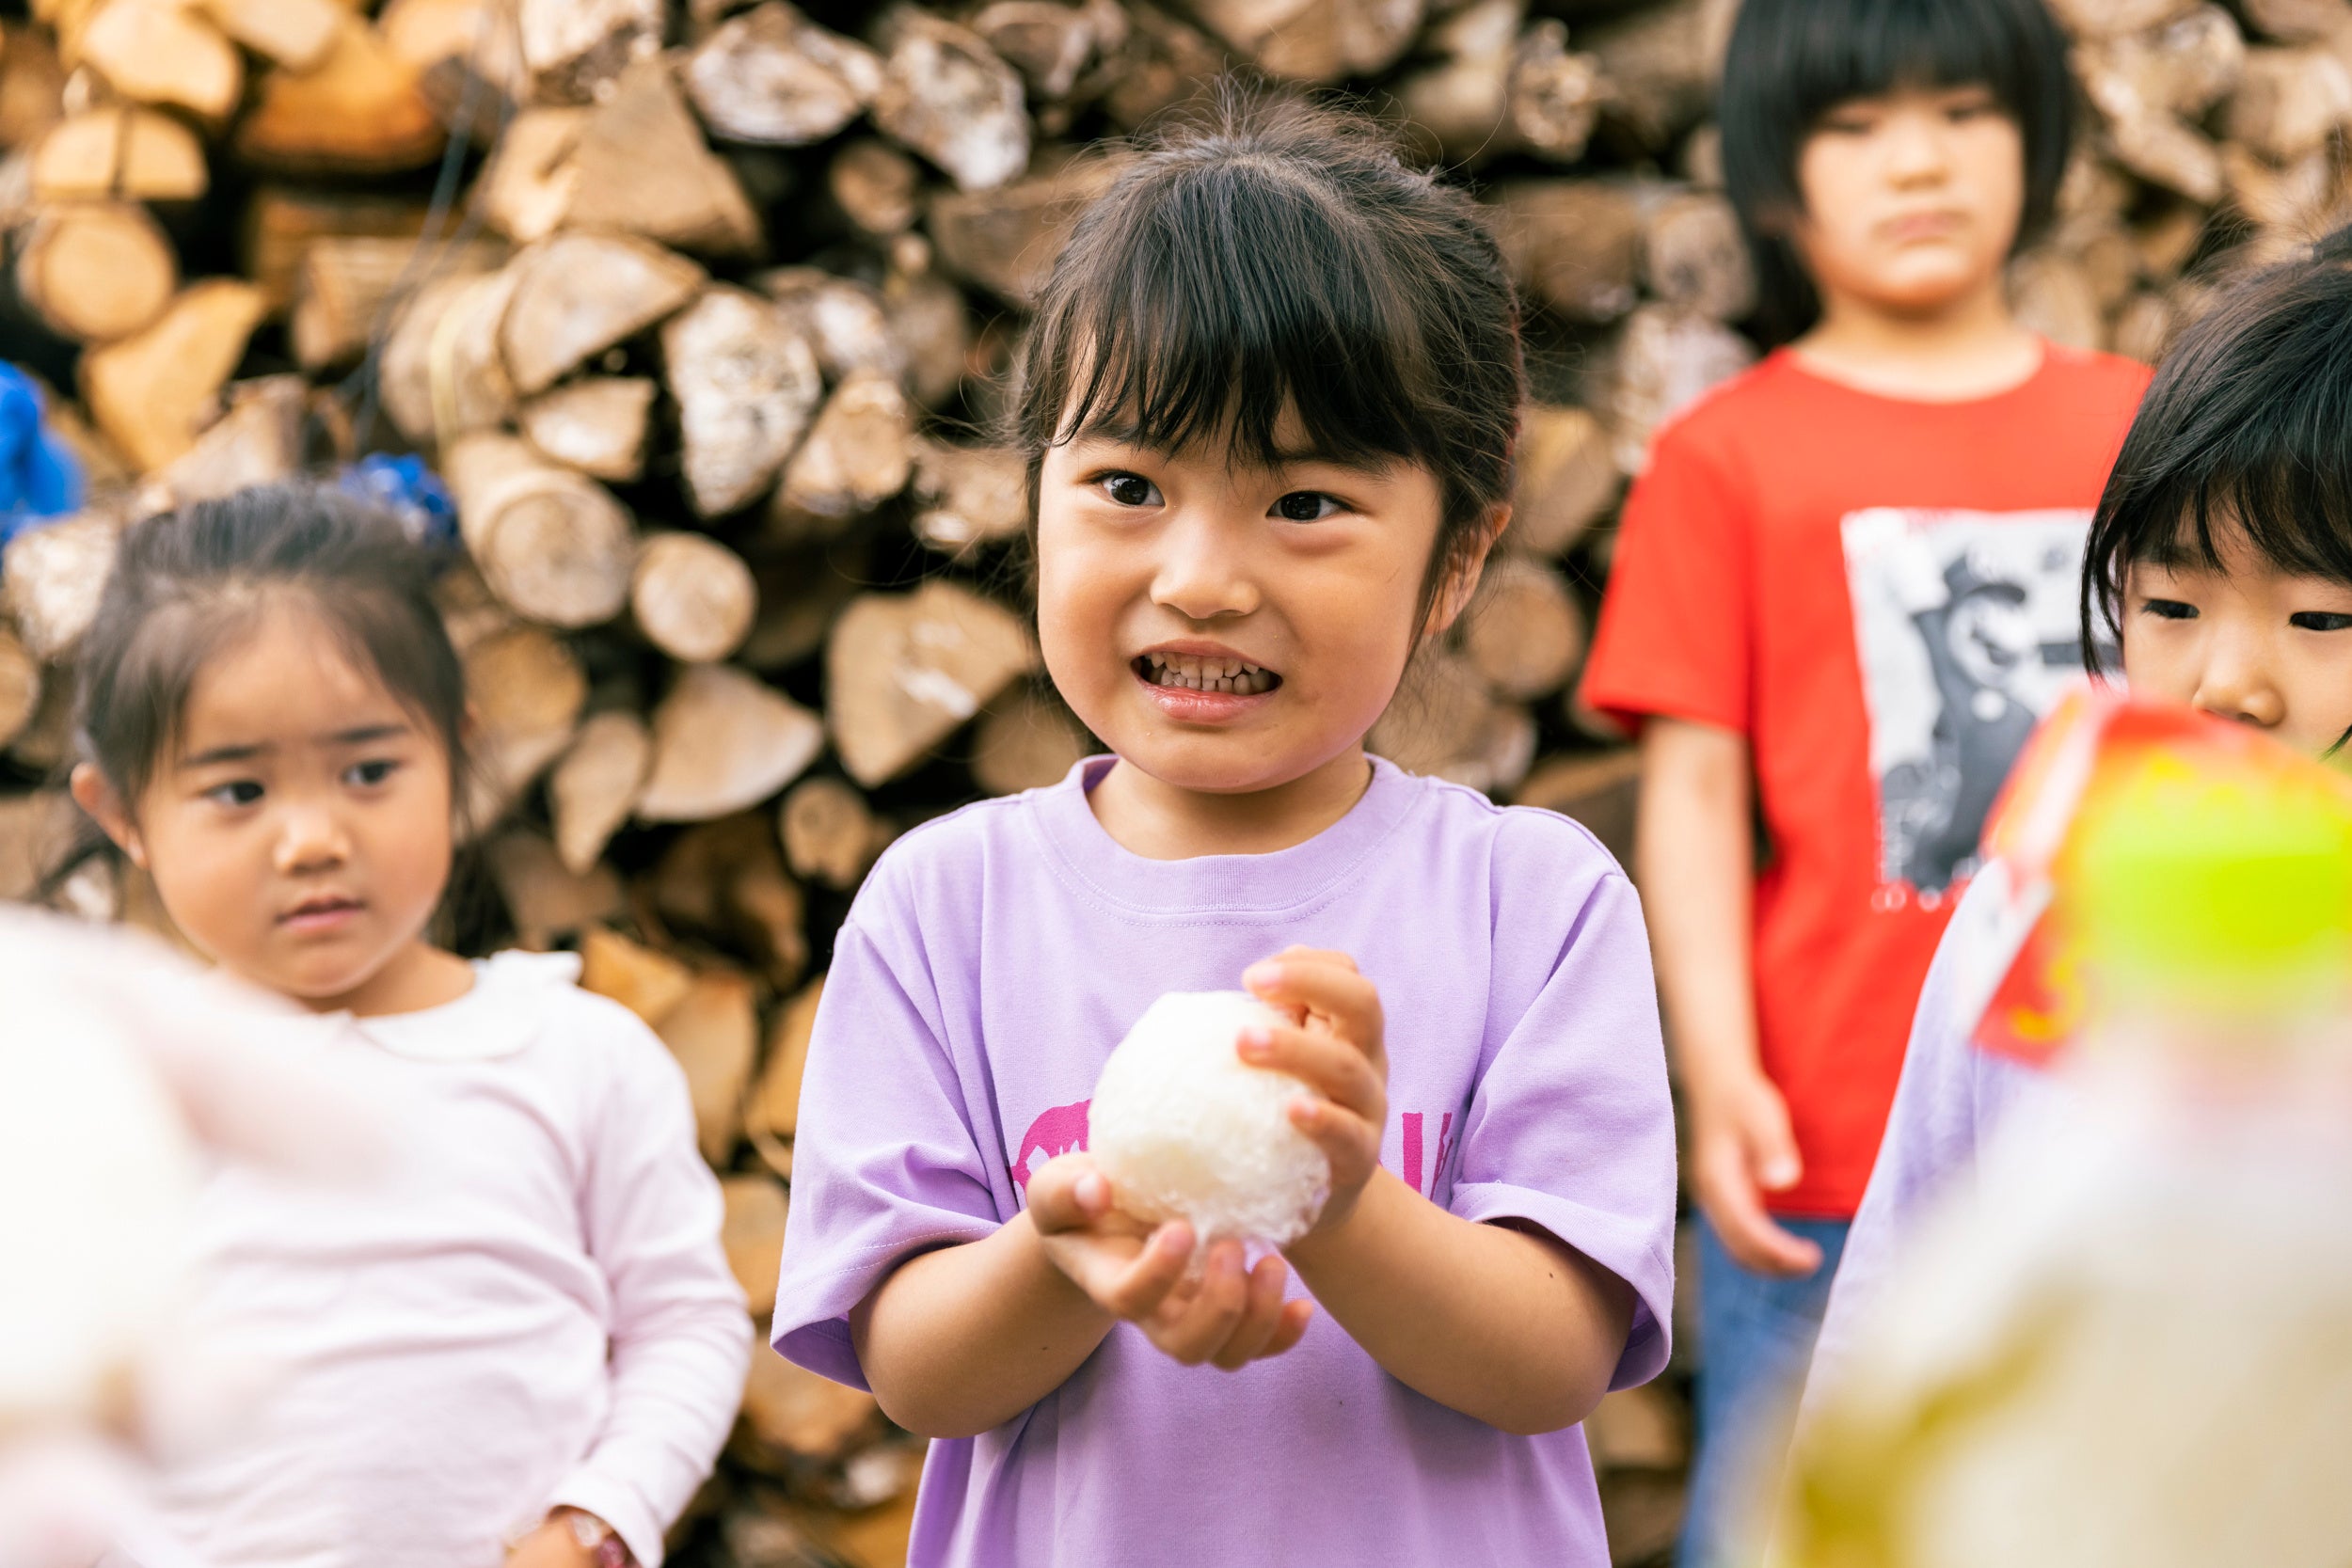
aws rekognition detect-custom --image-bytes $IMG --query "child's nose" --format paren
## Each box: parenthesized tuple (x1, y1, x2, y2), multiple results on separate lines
(2191, 632, 2287, 731)
(1149, 510, 1262, 622)
(1883, 110, 1953, 182)
(273, 800, 352, 873)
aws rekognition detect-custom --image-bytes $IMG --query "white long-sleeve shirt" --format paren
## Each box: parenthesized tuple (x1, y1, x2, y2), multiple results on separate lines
(142, 951, 750, 1568)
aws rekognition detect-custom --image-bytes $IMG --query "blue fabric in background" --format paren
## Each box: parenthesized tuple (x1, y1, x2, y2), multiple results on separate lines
(0, 363, 86, 562)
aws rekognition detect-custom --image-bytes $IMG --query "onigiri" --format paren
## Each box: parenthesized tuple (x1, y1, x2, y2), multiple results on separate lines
(1088, 991, 1331, 1249)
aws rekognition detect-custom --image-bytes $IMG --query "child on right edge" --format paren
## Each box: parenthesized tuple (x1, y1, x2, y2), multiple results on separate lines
(1578, 0, 2146, 1560)
(1809, 226, 2352, 1400)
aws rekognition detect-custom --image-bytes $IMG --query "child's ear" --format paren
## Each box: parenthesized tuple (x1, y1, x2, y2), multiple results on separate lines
(69, 763, 147, 869)
(1422, 504, 1512, 640)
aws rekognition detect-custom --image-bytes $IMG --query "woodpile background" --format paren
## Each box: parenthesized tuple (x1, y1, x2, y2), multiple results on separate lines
(0, 0, 2343, 1561)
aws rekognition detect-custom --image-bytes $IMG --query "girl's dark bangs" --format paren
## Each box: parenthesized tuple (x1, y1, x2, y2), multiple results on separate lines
(1789, 0, 2030, 123)
(1046, 169, 1430, 473)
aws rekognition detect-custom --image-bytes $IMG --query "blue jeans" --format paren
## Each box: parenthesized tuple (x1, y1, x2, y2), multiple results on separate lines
(1677, 1215, 1850, 1568)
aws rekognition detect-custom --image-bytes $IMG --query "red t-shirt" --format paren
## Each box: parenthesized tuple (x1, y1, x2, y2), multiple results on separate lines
(1581, 343, 2150, 1217)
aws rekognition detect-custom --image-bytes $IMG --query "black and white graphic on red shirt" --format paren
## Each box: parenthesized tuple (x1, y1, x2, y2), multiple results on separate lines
(1841, 507, 2105, 903)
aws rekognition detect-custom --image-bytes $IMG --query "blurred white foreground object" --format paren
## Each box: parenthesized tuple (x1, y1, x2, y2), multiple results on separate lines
(0, 908, 382, 1568)
(1089, 991, 1330, 1249)
(1777, 764, 2352, 1568)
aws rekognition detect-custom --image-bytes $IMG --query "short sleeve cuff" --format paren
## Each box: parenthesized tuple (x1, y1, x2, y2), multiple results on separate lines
(1453, 1180, 1675, 1392)
(1576, 675, 1748, 741)
(548, 1472, 666, 1568)
(772, 1221, 999, 1392)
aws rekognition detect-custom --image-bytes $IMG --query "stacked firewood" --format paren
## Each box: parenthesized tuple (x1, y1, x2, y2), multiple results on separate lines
(2, 0, 2344, 1562)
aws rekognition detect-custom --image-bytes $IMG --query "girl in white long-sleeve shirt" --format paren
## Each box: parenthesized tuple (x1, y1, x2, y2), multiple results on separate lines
(62, 483, 750, 1568)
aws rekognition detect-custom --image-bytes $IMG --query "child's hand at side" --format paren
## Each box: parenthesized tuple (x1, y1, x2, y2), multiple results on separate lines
(1025, 1154, 1314, 1370)
(1240, 947, 1390, 1235)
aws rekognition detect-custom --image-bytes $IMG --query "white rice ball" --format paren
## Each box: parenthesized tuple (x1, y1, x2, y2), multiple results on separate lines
(1089, 991, 1331, 1248)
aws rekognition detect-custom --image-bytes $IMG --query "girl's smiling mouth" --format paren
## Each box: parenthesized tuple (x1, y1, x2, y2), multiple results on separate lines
(1131, 645, 1284, 721)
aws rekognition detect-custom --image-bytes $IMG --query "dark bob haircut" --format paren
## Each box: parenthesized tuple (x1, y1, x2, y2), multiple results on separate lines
(73, 481, 468, 814)
(1719, 0, 2075, 346)
(2082, 226, 2352, 673)
(1008, 91, 1526, 625)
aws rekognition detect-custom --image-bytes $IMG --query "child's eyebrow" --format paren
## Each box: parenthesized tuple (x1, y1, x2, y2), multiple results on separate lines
(177, 724, 410, 769)
(1071, 418, 1379, 473)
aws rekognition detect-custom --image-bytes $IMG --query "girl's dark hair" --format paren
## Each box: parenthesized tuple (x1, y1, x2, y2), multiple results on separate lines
(1009, 91, 1526, 626)
(73, 481, 468, 812)
(2082, 226, 2352, 673)
(1720, 0, 2075, 346)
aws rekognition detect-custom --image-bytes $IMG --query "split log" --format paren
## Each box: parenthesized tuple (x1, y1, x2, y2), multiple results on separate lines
(196, 0, 341, 70)
(771, 370, 916, 539)
(2064, 218, 2144, 313)
(972, 684, 1090, 796)
(872, 10, 1031, 194)
(550, 710, 651, 875)
(686, 3, 882, 147)
(1585, 1385, 1689, 1474)
(2044, 0, 2201, 36)
(6, 673, 75, 773)
(2223, 142, 2341, 236)
(662, 285, 824, 517)
(758, 268, 907, 385)
(500, 231, 707, 397)
(1392, 0, 1523, 161)
(463, 622, 588, 819)
(1093, 1, 1223, 130)
(633, 532, 759, 665)
(1508, 19, 1605, 163)
(1513, 404, 1618, 556)
(721, 1174, 788, 1318)
(1492, 180, 1644, 323)
(1512, 749, 1640, 878)
(1368, 651, 1536, 795)
(1463, 555, 1586, 701)
(31, 106, 206, 202)
(883, 269, 973, 411)
(242, 186, 436, 315)
(520, 377, 656, 483)
(1580, 0, 1734, 151)
(829, 138, 923, 236)
(1610, 304, 1755, 475)
(0, 23, 66, 150)
(1186, 0, 1426, 85)
(79, 279, 266, 472)
(2237, 0, 2352, 42)
(234, 16, 448, 174)
(12, 200, 175, 342)
(929, 152, 1126, 306)
(77, 0, 242, 123)
(443, 433, 637, 628)
(2009, 250, 2105, 351)
(146, 374, 307, 511)
(562, 55, 763, 258)
(0, 789, 75, 903)
(0, 627, 40, 752)
(638, 663, 826, 822)
(780, 778, 886, 891)
(2111, 289, 2180, 364)
(656, 966, 760, 1165)
(739, 1344, 879, 1468)
(517, 0, 660, 104)
(2077, 6, 2246, 203)
(744, 974, 821, 1176)
(827, 580, 1038, 787)
(2135, 204, 2209, 278)
(911, 439, 1028, 556)
(377, 266, 520, 447)
(974, 1, 1112, 103)
(0, 509, 121, 660)
(1642, 190, 1754, 323)
(485, 830, 626, 951)
(291, 233, 505, 372)
(471, 106, 589, 245)
(580, 925, 694, 1026)
(2223, 46, 2352, 161)
(651, 813, 808, 986)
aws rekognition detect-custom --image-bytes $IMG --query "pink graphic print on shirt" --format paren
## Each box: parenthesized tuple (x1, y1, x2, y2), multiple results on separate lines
(1010, 1099, 1090, 1193)
(1402, 1110, 1457, 1196)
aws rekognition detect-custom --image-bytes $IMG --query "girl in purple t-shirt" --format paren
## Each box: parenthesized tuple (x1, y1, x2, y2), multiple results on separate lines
(773, 95, 1677, 1567)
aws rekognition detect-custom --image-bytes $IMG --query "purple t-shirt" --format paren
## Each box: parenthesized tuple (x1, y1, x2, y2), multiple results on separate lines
(773, 756, 1677, 1568)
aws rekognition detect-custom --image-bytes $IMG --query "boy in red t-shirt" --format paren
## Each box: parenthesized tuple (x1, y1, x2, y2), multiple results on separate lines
(1579, 0, 2147, 1560)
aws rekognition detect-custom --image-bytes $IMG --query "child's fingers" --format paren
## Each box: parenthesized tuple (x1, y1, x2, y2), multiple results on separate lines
(1145, 1241, 1252, 1365)
(1208, 1254, 1294, 1370)
(1286, 1095, 1382, 1180)
(1237, 1020, 1383, 1117)
(1024, 1153, 1113, 1237)
(1095, 1221, 1198, 1319)
(1244, 954, 1381, 1051)
(1259, 1298, 1316, 1359)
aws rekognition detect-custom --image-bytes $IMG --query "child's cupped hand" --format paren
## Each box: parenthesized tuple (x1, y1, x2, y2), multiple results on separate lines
(1240, 946, 1390, 1237)
(1026, 1155, 1314, 1370)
